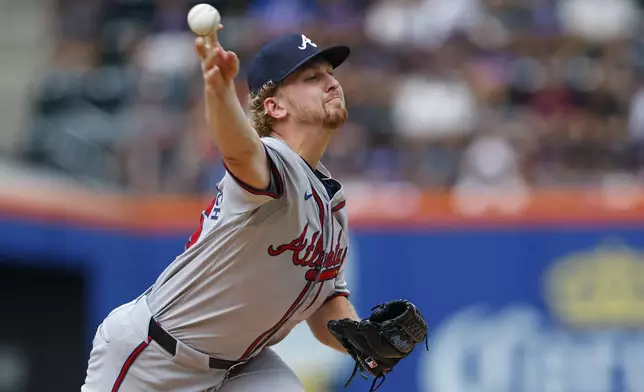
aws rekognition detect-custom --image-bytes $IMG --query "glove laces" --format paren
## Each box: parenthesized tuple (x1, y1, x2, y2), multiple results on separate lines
(343, 362, 387, 392)
(369, 374, 386, 391)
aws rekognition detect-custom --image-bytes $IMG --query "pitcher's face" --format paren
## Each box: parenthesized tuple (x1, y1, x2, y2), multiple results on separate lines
(279, 60, 348, 130)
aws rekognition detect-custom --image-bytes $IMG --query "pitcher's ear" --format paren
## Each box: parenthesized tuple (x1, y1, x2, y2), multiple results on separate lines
(265, 96, 287, 120)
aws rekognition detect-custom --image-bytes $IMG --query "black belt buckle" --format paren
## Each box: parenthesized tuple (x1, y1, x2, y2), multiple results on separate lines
(223, 360, 250, 382)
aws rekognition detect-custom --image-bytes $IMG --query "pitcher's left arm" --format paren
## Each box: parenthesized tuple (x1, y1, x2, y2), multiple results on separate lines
(307, 295, 359, 352)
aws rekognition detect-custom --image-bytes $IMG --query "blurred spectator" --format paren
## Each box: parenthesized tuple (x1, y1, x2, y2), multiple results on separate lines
(247, 0, 316, 37)
(557, 0, 640, 42)
(12, 0, 644, 196)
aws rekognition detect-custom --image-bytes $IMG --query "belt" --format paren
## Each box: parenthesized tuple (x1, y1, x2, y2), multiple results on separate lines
(148, 318, 243, 370)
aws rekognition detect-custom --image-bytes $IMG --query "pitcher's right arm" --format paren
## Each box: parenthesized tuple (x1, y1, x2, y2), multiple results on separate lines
(195, 33, 271, 191)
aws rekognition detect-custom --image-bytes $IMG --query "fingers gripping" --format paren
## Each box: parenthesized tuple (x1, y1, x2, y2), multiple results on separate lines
(194, 25, 238, 89)
(193, 24, 224, 55)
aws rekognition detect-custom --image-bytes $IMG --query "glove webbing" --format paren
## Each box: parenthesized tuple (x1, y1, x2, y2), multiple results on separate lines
(372, 302, 430, 353)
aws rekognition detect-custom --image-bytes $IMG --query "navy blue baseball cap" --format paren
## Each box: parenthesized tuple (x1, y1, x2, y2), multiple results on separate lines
(247, 34, 350, 95)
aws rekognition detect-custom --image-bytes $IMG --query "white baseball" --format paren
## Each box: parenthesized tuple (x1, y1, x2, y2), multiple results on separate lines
(187, 4, 221, 36)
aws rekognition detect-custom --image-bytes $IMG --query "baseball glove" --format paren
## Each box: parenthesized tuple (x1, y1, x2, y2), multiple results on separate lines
(328, 299, 429, 392)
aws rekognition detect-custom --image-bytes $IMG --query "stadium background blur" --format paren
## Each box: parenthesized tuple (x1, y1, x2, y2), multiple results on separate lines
(2, 0, 644, 391)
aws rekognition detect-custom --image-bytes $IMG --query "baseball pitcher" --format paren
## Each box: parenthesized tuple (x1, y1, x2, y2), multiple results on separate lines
(80, 29, 427, 392)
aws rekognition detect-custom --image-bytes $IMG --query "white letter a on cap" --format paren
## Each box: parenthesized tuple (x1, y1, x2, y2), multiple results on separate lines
(298, 35, 317, 50)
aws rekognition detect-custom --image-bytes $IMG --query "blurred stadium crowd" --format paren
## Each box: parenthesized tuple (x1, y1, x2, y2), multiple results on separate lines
(15, 0, 644, 194)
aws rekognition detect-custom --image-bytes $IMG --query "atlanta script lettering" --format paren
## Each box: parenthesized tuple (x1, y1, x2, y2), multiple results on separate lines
(267, 223, 347, 281)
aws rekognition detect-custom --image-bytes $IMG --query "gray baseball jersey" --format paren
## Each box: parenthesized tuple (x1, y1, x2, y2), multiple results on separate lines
(145, 136, 351, 362)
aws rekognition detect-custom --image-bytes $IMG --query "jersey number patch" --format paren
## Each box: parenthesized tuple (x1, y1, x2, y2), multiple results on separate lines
(185, 190, 223, 250)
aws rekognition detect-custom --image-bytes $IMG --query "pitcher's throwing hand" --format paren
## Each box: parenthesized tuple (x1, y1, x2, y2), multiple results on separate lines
(194, 27, 239, 95)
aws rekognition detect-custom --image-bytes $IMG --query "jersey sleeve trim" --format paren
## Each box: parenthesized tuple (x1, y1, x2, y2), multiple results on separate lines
(332, 200, 346, 212)
(222, 145, 285, 199)
(324, 291, 349, 304)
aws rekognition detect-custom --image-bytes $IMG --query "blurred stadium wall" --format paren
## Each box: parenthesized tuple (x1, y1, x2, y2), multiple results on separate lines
(3, 1, 644, 392)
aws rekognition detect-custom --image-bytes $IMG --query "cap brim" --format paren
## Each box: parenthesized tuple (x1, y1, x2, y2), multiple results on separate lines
(317, 45, 351, 69)
(276, 45, 350, 85)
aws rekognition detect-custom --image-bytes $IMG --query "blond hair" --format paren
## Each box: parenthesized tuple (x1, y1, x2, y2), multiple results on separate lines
(248, 81, 279, 137)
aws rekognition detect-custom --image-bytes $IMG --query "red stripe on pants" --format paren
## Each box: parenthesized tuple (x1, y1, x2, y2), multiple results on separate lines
(111, 338, 150, 392)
